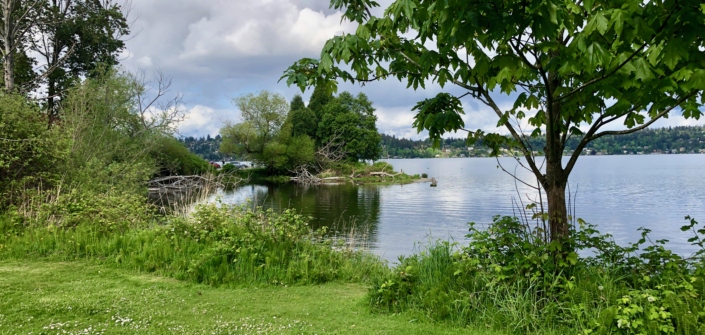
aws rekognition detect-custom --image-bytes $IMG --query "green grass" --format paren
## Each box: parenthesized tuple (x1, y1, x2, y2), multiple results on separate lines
(0, 260, 500, 334)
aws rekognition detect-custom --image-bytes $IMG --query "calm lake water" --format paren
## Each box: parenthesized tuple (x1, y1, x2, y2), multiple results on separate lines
(204, 155, 705, 262)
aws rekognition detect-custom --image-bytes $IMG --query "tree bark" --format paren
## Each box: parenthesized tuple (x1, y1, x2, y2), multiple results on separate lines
(543, 61, 570, 242)
(3, 47, 13, 91)
(3, 0, 14, 91)
(545, 181, 569, 241)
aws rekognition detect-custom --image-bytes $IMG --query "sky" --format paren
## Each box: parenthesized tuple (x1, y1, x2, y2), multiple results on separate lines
(120, 0, 705, 140)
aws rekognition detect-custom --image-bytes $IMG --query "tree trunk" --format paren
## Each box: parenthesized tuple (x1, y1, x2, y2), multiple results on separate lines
(543, 150, 570, 242)
(3, 1, 14, 92)
(3, 49, 13, 91)
(545, 182, 569, 241)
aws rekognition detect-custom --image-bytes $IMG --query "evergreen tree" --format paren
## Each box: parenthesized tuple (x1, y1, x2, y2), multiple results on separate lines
(290, 95, 305, 111)
(316, 92, 381, 161)
(289, 108, 318, 139)
(308, 85, 332, 120)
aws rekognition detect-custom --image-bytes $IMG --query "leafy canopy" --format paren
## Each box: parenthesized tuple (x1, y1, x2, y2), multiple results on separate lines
(316, 91, 382, 161)
(282, 0, 705, 181)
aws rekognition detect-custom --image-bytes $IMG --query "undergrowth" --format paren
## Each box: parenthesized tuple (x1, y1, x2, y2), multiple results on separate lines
(0, 199, 387, 287)
(369, 215, 705, 334)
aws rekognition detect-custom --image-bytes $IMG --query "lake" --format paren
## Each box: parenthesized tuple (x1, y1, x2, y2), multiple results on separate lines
(203, 155, 705, 262)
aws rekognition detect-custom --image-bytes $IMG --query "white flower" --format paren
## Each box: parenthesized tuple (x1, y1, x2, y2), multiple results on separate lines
(598, 286, 604, 291)
(648, 296, 656, 302)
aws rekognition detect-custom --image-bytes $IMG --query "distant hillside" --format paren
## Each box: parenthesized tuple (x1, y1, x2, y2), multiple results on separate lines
(178, 135, 231, 161)
(381, 126, 705, 158)
(185, 126, 705, 160)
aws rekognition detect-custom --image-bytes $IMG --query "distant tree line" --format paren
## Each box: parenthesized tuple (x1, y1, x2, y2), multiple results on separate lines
(381, 126, 705, 158)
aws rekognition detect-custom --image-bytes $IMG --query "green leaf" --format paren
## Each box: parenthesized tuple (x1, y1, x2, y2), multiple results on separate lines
(610, 10, 626, 35)
(634, 58, 654, 81)
(594, 12, 609, 35)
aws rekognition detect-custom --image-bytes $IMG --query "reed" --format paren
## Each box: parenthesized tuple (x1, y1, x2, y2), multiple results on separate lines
(0, 203, 387, 287)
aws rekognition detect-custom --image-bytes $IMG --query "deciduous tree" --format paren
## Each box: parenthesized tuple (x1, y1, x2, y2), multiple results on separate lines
(220, 90, 289, 157)
(282, 0, 705, 242)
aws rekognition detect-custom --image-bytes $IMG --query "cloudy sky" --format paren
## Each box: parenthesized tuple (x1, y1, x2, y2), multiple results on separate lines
(120, 0, 704, 139)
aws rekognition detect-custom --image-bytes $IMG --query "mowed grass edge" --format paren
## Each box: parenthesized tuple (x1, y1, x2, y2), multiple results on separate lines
(0, 260, 501, 335)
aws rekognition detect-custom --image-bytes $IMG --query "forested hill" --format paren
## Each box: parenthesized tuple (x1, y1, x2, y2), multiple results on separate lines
(179, 135, 227, 161)
(381, 126, 705, 158)
(184, 126, 705, 160)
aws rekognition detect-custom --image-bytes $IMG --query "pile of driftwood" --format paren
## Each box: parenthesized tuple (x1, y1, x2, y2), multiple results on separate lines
(146, 175, 240, 192)
(288, 166, 349, 184)
(289, 167, 406, 185)
(369, 169, 404, 182)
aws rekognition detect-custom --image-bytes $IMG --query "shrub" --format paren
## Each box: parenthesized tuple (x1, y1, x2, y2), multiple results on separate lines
(221, 163, 238, 174)
(0, 94, 67, 209)
(422, 173, 428, 178)
(368, 216, 705, 334)
(153, 137, 211, 176)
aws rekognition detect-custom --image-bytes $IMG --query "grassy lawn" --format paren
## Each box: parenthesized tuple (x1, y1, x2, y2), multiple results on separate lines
(0, 261, 497, 335)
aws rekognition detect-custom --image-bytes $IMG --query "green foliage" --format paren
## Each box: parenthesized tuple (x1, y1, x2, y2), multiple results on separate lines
(290, 94, 306, 112)
(412, 93, 465, 148)
(308, 85, 333, 120)
(0, 50, 38, 88)
(0, 203, 387, 287)
(220, 90, 289, 157)
(222, 89, 381, 174)
(57, 68, 160, 194)
(382, 126, 705, 158)
(152, 136, 211, 176)
(4, 190, 154, 234)
(0, 94, 67, 209)
(36, 0, 130, 114)
(368, 215, 705, 334)
(180, 134, 228, 161)
(282, 0, 705, 237)
(323, 160, 394, 177)
(316, 92, 381, 161)
(289, 107, 318, 138)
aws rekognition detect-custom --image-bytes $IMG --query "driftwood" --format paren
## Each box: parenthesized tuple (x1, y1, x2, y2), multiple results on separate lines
(289, 166, 322, 184)
(148, 175, 210, 191)
(148, 174, 246, 192)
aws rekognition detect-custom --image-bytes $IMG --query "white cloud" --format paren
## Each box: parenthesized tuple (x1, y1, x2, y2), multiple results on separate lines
(121, 0, 705, 138)
(177, 105, 235, 137)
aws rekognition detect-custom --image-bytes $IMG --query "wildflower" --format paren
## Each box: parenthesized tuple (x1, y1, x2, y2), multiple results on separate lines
(648, 296, 656, 302)
(598, 286, 604, 291)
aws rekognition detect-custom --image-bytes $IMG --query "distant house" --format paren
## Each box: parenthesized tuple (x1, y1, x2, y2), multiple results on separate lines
(680, 147, 686, 152)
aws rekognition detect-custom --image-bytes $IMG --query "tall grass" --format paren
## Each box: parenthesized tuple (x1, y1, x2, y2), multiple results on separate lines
(0, 201, 387, 287)
(368, 216, 705, 334)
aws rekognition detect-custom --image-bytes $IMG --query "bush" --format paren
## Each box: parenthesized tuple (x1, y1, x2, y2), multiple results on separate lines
(422, 173, 428, 178)
(221, 163, 238, 174)
(368, 216, 705, 334)
(0, 94, 67, 209)
(153, 136, 211, 176)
